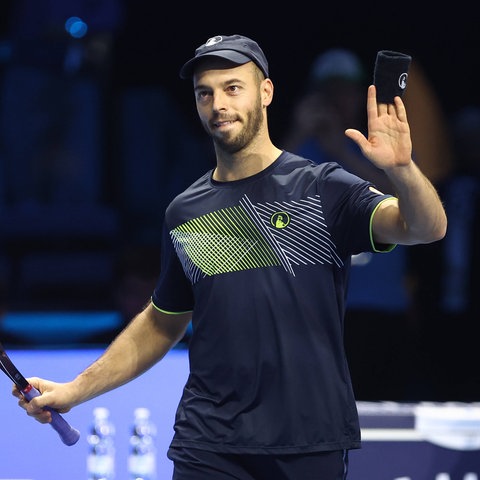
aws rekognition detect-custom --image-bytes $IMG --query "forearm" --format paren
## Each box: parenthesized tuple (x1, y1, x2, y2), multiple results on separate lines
(383, 160, 447, 244)
(70, 303, 190, 406)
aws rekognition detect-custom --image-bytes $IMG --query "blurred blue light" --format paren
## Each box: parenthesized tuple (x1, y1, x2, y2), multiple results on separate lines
(65, 17, 88, 39)
(0, 41, 12, 63)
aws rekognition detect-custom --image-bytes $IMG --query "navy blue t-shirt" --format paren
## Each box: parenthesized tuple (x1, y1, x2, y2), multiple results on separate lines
(152, 151, 393, 454)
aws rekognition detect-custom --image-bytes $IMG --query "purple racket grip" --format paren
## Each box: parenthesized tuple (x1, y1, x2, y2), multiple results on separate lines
(23, 384, 80, 446)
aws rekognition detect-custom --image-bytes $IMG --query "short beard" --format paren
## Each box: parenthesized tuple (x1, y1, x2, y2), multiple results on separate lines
(205, 95, 264, 154)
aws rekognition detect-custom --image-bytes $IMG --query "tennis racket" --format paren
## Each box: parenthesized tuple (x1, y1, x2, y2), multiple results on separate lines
(0, 341, 80, 446)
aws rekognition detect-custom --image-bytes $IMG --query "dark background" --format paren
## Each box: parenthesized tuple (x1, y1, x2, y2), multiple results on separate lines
(1, 2, 480, 402)
(2, 2, 478, 152)
(109, 5, 480, 141)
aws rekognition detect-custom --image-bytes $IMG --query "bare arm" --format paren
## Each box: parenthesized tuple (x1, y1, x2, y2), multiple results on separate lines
(345, 85, 447, 245)
(13, 303, 191, 423)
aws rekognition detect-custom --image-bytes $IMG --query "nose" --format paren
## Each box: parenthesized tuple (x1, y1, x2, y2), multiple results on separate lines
(211, 90, 228, 112)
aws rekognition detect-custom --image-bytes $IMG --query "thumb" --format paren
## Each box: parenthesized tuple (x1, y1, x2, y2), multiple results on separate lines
(345, 128, 371, 157)
(345, 128, 365, 145)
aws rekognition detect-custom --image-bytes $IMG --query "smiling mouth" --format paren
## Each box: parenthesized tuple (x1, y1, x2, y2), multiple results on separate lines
(213, 120, 235, 128)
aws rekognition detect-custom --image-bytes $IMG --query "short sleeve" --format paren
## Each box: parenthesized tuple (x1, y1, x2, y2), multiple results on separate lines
(151, 223, 194, 313)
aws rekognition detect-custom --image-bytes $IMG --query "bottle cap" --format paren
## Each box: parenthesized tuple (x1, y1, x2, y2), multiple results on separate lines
(93, 407, 110, 419)
(134, 407, 151, 419)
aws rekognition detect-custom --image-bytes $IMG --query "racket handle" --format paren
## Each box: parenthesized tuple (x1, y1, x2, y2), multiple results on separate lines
(23, 385, 80, 446)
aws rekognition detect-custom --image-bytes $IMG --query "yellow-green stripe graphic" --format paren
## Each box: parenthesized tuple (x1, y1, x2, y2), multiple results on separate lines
(170, 193, 342, 283)
(171, 205, 280, 279)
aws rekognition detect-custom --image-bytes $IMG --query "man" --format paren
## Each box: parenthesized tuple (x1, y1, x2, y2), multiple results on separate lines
(14, 35, 446, 479)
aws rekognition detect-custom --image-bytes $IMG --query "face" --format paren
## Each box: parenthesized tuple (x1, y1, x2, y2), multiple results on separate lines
(192, 60, 268, 154)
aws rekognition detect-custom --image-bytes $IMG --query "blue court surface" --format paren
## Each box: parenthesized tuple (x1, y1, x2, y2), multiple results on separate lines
(1, 315, 480, 479)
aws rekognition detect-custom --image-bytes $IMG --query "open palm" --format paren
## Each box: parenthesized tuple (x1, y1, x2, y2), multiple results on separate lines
(345, 85, 412, 170)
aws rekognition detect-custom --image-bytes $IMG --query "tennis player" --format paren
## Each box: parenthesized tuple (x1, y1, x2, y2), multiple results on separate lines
(14, 34, 446, 479)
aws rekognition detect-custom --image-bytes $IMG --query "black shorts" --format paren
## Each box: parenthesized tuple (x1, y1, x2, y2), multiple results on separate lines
(168, 447, 349, 480)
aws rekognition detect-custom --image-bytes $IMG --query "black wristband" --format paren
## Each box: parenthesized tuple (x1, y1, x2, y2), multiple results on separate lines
(373, 50, 412, 104)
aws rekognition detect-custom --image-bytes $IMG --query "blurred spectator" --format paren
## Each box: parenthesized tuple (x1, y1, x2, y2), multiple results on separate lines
(402, 60, 454, 185)
(407, 106, 480, 401)
(281, 48, 458, 400)
(282, 48, 410, 400)
(282, 47, 393, 194)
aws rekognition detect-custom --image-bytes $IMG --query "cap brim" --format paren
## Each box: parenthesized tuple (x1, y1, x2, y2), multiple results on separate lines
(179, 50, 252, 79)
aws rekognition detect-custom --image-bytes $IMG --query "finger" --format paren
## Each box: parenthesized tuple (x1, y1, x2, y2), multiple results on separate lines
(344, 128, 364, 143)
(16, 395, 28, 410)
(345, 128, 370, 156)
(394, 95, 408, 122)
(15, 389, 51, 423)
(366, 85, 379, 117)
(23, 394, 54, 423)
(369, 84, 388, 115)
(11, 384, 22, 399)
(27, 407, 52, 424)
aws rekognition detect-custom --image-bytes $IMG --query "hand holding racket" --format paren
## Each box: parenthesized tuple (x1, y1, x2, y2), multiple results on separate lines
(0, 341, 80, 446)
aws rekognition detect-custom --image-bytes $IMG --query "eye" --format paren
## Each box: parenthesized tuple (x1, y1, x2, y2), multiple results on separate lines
(195, 90, 211, 102)
(227, 85, 240, 94)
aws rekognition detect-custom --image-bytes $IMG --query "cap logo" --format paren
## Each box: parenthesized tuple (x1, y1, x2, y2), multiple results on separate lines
(205, 36, 223, 46)
(398, 72, 408, 90)
(179, 34, 269, 80)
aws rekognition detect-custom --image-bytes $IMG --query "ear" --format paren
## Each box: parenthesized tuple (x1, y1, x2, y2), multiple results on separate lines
(262, 78, 274, 107)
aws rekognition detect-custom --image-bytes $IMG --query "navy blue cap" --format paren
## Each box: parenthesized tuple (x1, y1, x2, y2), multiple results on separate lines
(179, 34, 269, 79)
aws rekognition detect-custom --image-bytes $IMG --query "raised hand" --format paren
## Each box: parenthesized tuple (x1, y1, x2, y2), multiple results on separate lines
(345, 85, 412, 171)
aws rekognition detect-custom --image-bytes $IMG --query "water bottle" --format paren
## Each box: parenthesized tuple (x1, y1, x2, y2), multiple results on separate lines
(435, 474, 451, 480)
(87, 407, 115, 480)
(128, 407, 157, 480)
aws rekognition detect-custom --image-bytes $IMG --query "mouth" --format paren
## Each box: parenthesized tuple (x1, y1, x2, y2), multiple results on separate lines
(212, 117, 237, 129)
(214, 120, 233, 127)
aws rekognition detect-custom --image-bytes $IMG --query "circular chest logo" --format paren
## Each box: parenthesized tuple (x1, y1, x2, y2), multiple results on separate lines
(271, 212, 290, 229)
